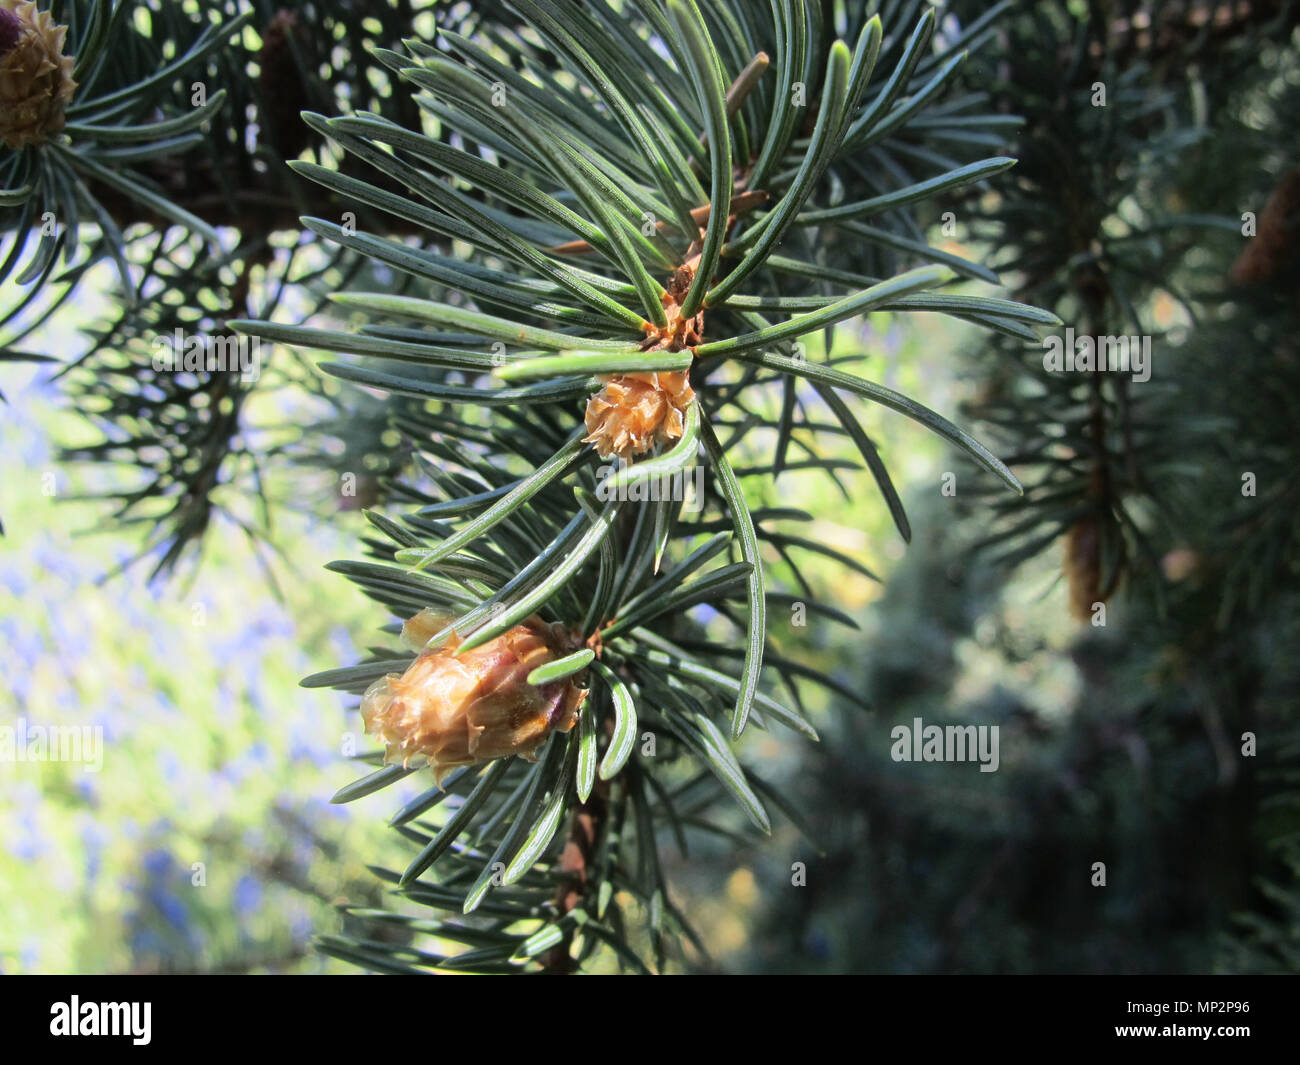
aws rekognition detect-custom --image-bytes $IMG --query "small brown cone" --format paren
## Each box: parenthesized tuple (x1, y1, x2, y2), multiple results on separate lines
(583, 370, 695, 461)
(361, 613, 587, 782)
(0, 1, 76, 150)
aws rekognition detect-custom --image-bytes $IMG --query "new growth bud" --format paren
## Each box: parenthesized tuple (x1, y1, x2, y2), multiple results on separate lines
(0, 2, 76, 150)
(362, 612, 588, 783)
(583, 370, 695, 461)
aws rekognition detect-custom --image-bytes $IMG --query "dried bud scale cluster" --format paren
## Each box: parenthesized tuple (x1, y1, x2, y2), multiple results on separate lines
(582, 259, 704, 461)
(0, 1, 75, 150)
(362, 612, 588, 783)
(583, 370, 696, 461)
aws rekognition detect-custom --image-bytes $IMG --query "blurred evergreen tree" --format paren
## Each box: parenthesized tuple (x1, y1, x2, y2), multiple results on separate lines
(744, 0, 1300, 973)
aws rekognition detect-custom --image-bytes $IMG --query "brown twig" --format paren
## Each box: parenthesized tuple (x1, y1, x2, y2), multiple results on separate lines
(541, 782, 609, 973)
(686, 51, 771, 171)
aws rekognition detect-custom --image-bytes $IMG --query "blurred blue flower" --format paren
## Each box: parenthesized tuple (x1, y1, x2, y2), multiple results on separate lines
(152, 892, 192, 936)
(233, 875, 263, 917)
(156, 750, 181, 784)
(142, 847, 175, 879)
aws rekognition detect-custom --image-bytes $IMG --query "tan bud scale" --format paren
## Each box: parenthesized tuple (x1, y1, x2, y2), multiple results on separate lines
(362, 613, 587, 782)
(0, 1, 76, 150)
(583, 370, 695, 461)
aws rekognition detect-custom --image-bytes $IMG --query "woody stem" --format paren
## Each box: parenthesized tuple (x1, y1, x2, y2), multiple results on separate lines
(541, 784, 609, 973)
